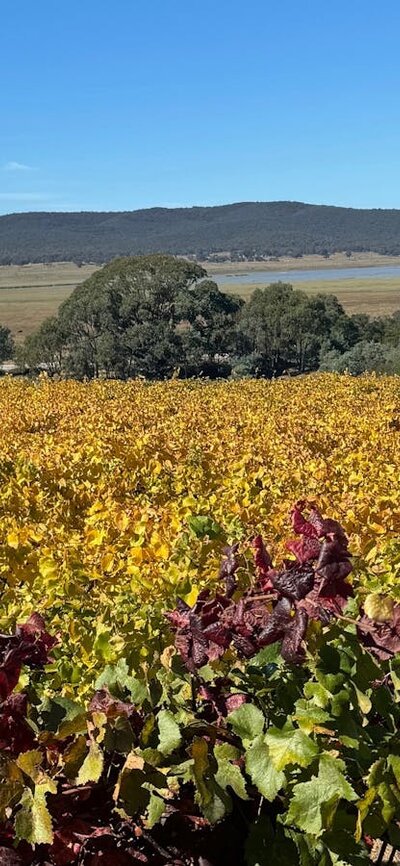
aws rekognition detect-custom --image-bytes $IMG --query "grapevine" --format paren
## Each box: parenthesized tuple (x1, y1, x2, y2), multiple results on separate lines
(2, 502, 400, 864)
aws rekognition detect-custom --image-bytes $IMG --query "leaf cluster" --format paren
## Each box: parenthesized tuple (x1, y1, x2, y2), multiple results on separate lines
(2, 506, 400, 864)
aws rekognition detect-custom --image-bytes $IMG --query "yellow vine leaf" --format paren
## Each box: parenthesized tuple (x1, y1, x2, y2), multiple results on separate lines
(364, 593, 394, 622)
(76, 741, 104, 785)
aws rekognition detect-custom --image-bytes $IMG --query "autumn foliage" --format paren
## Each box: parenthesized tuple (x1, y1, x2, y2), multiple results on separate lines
(0, 374, 399, 863)
(1, 501, 400, 863)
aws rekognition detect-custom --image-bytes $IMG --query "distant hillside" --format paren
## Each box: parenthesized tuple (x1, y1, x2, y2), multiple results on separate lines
(2, 201, 400, 264)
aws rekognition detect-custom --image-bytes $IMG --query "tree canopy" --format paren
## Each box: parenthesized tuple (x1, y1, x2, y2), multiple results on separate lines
(0, 325, 14, 363)
(238, 284, 360, 376)
(20, 255, 400, 380)
(23, 255, 242, 379)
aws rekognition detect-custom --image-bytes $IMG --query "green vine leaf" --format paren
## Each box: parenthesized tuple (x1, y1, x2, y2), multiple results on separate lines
(388, 754, 400, 787)
(190, 738, 231, 823)
(352, 682, 372, 716)
(145, 792, 166, 828)
(16, 750, 46, 784)
(303, 682, 331, 709)
(197, 781, 231, 824)
(285, 754, 357, 837)
(293, 698, 331, 733)
(245, 734, 285, 801)
(214, 743, 249, 800)
(157, 709, 181, 756)
(14, 784, 55, 846)
(95, 659, 149, 705)
(228, 703, 265, 744)
(265, 725, 318, 771)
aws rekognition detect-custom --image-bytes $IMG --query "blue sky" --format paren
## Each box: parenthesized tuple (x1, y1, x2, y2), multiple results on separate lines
(1, 0, 400, 214)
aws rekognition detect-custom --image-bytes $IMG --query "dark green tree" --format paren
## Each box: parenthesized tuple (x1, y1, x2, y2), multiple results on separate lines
(238, 285, 360, 376)
(57, 255, 206, 378)
(119, 322, 183, 379)
(238, 283, 297, 376)
(21, 317, 66, 374)
(176, 279, 243, 375)
(30, 255, 242, 379)
(285, 295, 330, 372)
(313, 293, 359, 353)
(382, 310, 400, 346)
(320, 340, 388, 374)
(0, 325, 14, 362)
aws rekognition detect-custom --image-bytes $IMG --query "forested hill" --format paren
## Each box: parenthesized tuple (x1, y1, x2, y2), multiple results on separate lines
(2, 201, 400, 264)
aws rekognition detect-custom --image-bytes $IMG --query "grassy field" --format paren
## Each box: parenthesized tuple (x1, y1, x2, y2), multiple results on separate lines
(0, 286, 78, 339)
(0, 259, 400, 339)
(0, 263, 97, 339)
(224, 276, 400, 316)
(205, 251, 400, 273)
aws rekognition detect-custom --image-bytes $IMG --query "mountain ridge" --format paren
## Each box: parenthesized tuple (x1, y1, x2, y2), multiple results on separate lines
(2, 200, 400, 264)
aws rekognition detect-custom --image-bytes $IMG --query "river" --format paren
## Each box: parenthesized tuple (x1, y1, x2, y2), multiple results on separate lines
(214, 265, 400, 287)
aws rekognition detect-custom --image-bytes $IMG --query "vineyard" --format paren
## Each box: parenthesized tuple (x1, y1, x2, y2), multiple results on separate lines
(1, 374, 400, 865)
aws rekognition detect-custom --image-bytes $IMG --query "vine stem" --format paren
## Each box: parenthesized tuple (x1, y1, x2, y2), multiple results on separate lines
(191, 674, 198, 711)
(335, 612, 370, 631)
(141, 830, 175, 860)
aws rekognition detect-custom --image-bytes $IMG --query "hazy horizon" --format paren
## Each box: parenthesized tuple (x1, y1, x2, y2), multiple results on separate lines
(4, 198, 400, 219)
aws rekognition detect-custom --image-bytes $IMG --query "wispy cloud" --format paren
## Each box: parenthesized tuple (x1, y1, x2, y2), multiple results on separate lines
(0, 192, 49, 202)
(2, 161, 35, 172)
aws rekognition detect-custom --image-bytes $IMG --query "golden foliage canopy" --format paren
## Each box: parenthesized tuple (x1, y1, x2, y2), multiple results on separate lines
(0, 373, 399, 694)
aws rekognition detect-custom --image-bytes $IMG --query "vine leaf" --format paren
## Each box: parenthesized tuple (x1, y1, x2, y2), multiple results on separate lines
(388, 753, 400, 787)
(215, 743, 249, 801)
(285, 755, 357, 836)
(199, 782, 231, 825)
(76, 740, 104, 784)
(364, 593, 394, 623)
(352, 682, 372, 716)
(228, 703, 265, 744)
(191, 737, 211, 806)
(157, 709, 181, 756)
(265, 726, 318, 771)
(293, 699, 331, 734)
(145, 792, 166, 828)
(16, 749, 46, 783)
(245, 734, 285, 801)
(14, 783, 55, 846)
(191, 737, 231, 823)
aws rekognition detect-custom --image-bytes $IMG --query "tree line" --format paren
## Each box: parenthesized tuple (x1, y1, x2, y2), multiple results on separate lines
(0, 254, 399, 378)
(4, 202, 400, 264)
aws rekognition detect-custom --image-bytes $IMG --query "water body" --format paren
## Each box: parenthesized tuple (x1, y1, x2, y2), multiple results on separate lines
(214, 265, 400, 286)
